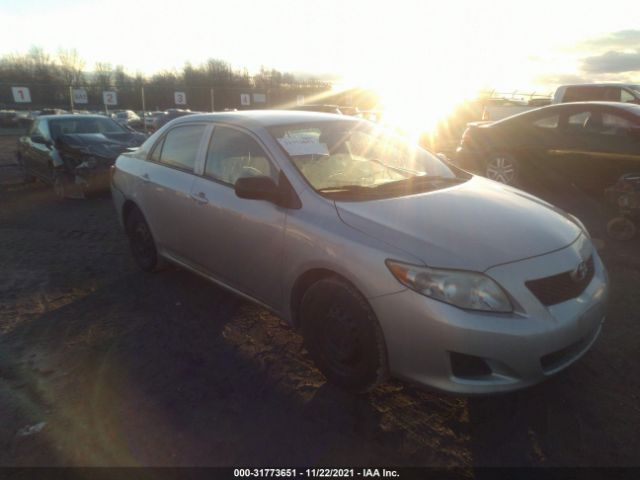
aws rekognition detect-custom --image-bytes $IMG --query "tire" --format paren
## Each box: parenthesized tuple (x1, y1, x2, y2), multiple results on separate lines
(300, 277, 389, 393)
(485, 153, 518, 186)
(606, 217, 636, 241)
(16, 155, 35, 183)
(126, 208, 162, 272)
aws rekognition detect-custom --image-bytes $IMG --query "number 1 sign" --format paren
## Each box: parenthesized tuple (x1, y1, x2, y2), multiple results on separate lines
(12, 87, 31, 103)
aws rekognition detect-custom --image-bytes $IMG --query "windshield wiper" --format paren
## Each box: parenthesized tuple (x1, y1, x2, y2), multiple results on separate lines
(317, 184, 372, 193)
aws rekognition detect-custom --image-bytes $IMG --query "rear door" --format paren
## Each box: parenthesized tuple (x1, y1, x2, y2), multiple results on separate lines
(185, 124, 286, 309)
(136, 123, 209, 259)
(512, 109, 565, 187)
(549, 107, 603, 192)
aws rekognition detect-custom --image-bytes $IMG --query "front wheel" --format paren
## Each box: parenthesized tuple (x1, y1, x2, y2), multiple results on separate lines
(485, 153, 518, 186)
(16, 155, 35, 183)
(300, 277, 388, 393)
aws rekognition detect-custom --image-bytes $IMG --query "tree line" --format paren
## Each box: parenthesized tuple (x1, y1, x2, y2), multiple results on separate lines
(0, 47, 338, 111)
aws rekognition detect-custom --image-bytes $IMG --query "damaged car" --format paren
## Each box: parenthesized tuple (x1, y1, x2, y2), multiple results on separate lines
(17, 114, 147, 198)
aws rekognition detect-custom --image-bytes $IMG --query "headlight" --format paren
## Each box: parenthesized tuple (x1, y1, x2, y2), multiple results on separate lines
(386, 260, 513, 313)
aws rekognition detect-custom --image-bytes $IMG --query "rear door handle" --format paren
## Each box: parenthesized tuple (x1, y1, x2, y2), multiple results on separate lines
(190, 191, 209, 205)
(139, 173, 150, 183)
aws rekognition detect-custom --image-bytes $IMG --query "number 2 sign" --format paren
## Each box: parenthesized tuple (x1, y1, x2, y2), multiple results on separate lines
(12, 87, 31, 103)
(103, 91, 118, 106)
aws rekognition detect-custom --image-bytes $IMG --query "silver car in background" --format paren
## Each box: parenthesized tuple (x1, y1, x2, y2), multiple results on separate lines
(111, 111, 608, 394)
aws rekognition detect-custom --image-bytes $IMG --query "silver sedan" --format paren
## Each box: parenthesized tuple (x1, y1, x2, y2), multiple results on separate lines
(111, 111, 608, 394)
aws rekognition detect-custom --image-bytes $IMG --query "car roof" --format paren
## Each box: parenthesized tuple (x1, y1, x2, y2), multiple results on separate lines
(38, 114, 111, 121)
(560, 83, 640, 88)
(494, 101, 640, 125)
(171, 110, 359, 129)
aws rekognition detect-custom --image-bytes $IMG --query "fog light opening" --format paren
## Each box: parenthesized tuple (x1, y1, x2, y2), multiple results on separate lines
(450, 352, 493, 379)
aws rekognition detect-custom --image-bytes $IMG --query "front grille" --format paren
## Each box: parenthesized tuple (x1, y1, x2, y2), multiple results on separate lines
(526, 256, 595, 306)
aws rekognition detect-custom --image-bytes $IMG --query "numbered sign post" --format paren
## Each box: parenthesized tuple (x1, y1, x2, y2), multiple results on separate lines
(12, 87, 31, 103)
(102, 91, 117, 114)
(174, 91, 187, 105)
(240, 93, 251, 106)
(73, 88, 88, 104)
(296, 94, 305, 106)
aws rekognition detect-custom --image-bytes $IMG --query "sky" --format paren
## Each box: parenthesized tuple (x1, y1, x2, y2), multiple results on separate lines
(1, 0, 639, 126)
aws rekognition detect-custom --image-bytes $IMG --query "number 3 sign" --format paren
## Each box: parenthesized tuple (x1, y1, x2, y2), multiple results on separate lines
(174, 92, 187, 105)
(12, 87, 31, 103)
(103, 91, 118, 106)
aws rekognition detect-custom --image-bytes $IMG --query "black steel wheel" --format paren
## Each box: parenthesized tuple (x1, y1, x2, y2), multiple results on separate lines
(300, 277, 388, 392)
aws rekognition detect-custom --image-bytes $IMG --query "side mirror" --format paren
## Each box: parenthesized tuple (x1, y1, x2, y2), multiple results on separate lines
(235, 176, 282, 204)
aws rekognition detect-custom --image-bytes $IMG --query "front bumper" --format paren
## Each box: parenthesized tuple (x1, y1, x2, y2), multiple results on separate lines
(73, 165, 113, 193)
(370, 235, 608, 394)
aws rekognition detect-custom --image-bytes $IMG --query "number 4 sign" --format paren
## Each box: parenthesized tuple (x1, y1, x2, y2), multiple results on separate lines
(12, 87, 31, 103)
(174, 92, 187, 105)
(103, 91, 118, 106)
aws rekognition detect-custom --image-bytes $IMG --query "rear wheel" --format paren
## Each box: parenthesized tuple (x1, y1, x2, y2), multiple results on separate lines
(126, 208, 162, 272)
(300, 277, 388, 393)
(607, 217, 636, 241)
(485, 153, 518, 186)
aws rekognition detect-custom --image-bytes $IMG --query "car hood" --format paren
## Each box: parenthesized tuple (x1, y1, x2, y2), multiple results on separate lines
(335, 176, 583, 271)
(57, 132, 147, 158)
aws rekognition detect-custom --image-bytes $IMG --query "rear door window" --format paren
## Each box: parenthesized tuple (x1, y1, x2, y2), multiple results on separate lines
(533, 114, 559, 129)
(158, 124, 206, 171)
(566, 111, 592, 132)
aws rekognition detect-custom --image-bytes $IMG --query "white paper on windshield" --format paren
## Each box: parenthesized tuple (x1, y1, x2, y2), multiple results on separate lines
(278, 136, 329, 156)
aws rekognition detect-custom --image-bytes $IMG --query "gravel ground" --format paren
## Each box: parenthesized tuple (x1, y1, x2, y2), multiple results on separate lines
(0, 135, 639, 468)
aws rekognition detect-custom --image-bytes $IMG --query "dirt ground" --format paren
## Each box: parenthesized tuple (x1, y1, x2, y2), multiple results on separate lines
(0, 134, 639, 468)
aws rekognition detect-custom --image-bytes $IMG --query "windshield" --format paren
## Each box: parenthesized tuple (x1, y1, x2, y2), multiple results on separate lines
(269, 120, 464, 199)
(49, 117, 126, 140)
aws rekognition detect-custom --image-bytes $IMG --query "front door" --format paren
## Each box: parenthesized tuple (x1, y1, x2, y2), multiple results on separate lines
(186, 124, 286, 309)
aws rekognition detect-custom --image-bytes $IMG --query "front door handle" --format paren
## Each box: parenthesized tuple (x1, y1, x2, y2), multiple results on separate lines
(139, 173, 150, 183)
(190, 191, 209, 205)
